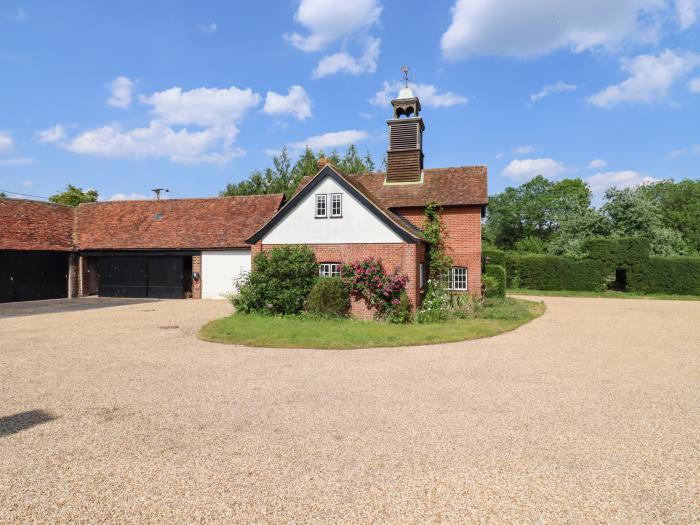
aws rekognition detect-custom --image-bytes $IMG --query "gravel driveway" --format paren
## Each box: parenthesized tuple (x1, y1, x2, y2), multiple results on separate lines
(1, 297, 698, 523)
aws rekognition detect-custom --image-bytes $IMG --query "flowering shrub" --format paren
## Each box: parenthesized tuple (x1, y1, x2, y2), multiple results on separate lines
(415, 278, 451, 323)
(342, 257, 408, 318)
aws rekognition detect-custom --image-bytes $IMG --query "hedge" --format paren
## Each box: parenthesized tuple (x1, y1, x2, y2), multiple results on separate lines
(582, 237, 650, 291)
(482, 248, 507, 268)
(633, 256, 700, 295)
(483, 264, 506, 298)
(506, 254, 608, 291)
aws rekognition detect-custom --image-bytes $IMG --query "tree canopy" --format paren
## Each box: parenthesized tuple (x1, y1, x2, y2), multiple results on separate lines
(484, 177, 700, 257)
(48, 184, 98, 207)
(221, 145, 376, 199)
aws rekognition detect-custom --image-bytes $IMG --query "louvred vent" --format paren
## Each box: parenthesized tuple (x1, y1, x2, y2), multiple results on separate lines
(389, 121, 420, 151)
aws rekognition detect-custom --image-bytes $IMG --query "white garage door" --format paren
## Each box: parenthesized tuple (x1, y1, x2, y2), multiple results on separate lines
(201, 250, 251, 299)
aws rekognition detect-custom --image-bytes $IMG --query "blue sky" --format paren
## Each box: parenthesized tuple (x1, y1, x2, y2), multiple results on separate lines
(1, 0, 699, 202)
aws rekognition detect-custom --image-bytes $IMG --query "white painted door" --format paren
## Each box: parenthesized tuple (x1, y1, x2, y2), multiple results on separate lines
(201, 250, 251, 299)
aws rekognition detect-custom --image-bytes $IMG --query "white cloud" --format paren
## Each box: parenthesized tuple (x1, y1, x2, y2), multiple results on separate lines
(22, 180, 32, 187)
(495, 152, 504, 159)
(109, 193, 149, 201)
(588, 49, 700, 107)
(313, 37, 379, 78)
(140, 85, 260, 127)
(4, 7, 26, 22)
(263, 85, 312, 120)
(530, 81, 577, 102)
(197, 22, 217, 34)
(512, 145, 535, 154)
(371, 81, 468, 108)
(689, 76, 700, 92)
(502, 157, 570, 181)
(0, 157, 36, 166)
(358, 112, 373, 119)
(285, 0, 381, 52)
(588, 158, 608, 169)
(36, 124, 66, 143)
(586, 170, 659, 196)
(64, 121, 243, 165)
(0, 131, 13, 152)
(677, 0, 699, 29)
(289, 129, 368, 151)
(666, 144, 700, 158)
(441, 0, 672, 59)
(107, 76, 134, 108)
(264, 148, 282, 157)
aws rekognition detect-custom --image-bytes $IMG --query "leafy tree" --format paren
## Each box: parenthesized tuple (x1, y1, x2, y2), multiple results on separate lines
(601, 187, 688, 256)
(48, 184, 98, 206)
(0, 191, 7, 198)
(221, 145, 376, 199)
(640, 179, 700, 254)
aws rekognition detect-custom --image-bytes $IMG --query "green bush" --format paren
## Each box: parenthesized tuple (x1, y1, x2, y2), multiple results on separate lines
(449, 292, 482, 319)
(386, 291, 413, 324)
(506, 254, 608, 291)
(483, 264, 506, 298)
(306, 277, 350, 318)
(483, 248, 506, 268)
(634, 256, 700, 295)
(233, 245, 318, 315)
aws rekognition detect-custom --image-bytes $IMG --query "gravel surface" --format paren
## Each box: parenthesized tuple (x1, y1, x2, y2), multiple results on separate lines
(0, 296, 698, 523)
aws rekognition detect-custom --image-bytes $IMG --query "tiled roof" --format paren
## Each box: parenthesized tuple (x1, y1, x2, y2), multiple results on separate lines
(75, 195, 284, 250)
(0, 198, 75, 251)
(349, 166, 488, 208)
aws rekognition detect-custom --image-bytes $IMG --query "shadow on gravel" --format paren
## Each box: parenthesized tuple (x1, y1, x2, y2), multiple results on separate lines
(0, 297, 160, 319)
(0, 410, 56, 437)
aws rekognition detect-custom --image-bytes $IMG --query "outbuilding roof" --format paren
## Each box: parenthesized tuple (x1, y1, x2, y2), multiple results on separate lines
(0, 198, 75, 251)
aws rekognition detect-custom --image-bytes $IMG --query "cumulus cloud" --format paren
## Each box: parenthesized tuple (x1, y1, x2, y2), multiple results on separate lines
(677, 0, 699, 29)
(371, 81, 468, 108)
(36, 124, 66, 143)
(109, 193, 149, 201)
(313, 37, 379, 78)
(289, 129, 368, 150)
(441, 0, 674, 59)
(689, 76, 700, 92)
(64, 121, 244, 165)
(107, 76, 134, 108)
(196, 22, 217, 34)
(585, 170, 659, 196)
(502, 157, 571, 181)
(0, 131, 13, 152)
(666, 144, 700, 159)
(4, 7, 26, 22)
(588, 159, 608, 169)
(140, 85, 261, 127)
(530, 81, 577, 102)
(512, 145, 535, 154)
(588, 49, 700, 107)
(285, 0, 381, 52)
(263, 85, 312, 120)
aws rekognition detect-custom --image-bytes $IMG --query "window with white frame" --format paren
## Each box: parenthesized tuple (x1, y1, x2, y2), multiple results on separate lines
(331, 193, 342, 217)
(319, 263, 341, 277)
(449, 267, 468, 291)
(315, 194, 327, 218)
(419, 263, 425, 289)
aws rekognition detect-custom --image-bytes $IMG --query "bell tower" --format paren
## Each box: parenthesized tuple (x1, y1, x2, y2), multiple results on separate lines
(386, 66, 424, 184)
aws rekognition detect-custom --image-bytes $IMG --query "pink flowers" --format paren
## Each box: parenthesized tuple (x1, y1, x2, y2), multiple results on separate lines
(342, 258, 408, 316)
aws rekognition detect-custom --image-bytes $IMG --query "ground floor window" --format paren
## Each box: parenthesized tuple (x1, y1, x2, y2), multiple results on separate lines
(448, 267, 468, 291)
(319, 262, 341, 277)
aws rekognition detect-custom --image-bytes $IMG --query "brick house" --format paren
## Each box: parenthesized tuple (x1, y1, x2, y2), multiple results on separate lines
(1, 87, 487, 311)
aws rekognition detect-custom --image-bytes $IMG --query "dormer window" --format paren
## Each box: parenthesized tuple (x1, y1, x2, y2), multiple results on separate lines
(315, 194, 327, 218)
(330, 193, 342, 217)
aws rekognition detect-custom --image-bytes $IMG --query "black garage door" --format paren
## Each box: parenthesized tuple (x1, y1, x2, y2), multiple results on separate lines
(97, 256, 184, 299)
(0, 251, 69, 303)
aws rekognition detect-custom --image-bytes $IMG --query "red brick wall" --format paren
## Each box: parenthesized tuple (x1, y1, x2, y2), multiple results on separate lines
(192, 253, 202, 299)
(393, 205, 482, 296)
(258, 243, 425, 319)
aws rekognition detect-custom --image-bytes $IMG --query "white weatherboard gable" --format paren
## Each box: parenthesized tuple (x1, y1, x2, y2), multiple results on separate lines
(201, 250, 251, 299)
(261, 176, 403, 244)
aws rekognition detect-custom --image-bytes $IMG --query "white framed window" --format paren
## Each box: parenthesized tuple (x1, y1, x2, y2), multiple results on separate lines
(449, 267, 468, 291)
(319, 263, 342, 277)
(315, 194, 327, 218)
(331, 193, 342, 217)
(419, 263, 425, 289)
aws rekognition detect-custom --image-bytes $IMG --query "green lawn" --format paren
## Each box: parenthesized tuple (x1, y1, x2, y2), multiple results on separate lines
(509, 288, 700, 301)
(199, 298, 545, 349)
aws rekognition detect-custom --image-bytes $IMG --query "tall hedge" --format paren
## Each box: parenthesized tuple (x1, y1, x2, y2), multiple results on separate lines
(582, 237, 650, 291)
(482, 248, 507, 268)
(507, 254, 608, 291)
(483, 264, 506, 298)
(634, 256, 700, 295)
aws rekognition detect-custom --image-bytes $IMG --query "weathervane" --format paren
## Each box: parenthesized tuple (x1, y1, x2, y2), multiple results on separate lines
(401, 65, 410, 88)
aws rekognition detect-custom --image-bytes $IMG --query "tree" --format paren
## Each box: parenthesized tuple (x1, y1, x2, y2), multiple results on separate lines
(221, 145, 376, 199)
(601, 187, 688, 256)
(0, 191, 7, 198)
(640, 179, 700, 254)
(48, 185, 98, 206)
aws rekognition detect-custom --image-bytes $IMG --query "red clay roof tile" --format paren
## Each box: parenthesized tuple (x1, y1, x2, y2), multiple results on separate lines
(0, 199, 74, 251)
